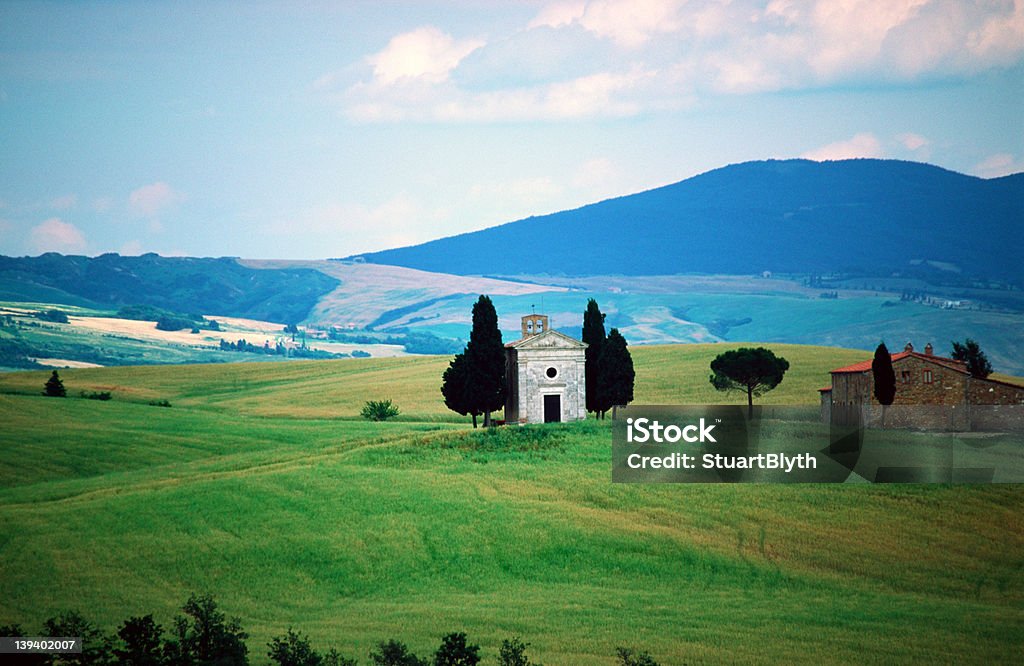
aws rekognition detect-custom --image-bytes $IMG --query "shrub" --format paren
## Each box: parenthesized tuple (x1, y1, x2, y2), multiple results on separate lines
(499, 637, 539, 666)
(36, 308, 69, 323)
(43, 610, 115, 665)
(433, 632, 479, 666)
(163, 593, 248, 666)
(361, 399, 400, 421)
(370, 639, 427, 666)
(44, 370, 66, 397)
(116, 614, 165, 665)
(156, 315, 195, 332)
(82, 391, 113, 401)
(615, 647, 660, 666)
(268, 629, 322, 666)
(351, 349, 371, 358)
(148, 399, 172, 408)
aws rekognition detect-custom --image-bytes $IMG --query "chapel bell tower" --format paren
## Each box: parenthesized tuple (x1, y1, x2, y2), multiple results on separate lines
(521, 314, 548, 338)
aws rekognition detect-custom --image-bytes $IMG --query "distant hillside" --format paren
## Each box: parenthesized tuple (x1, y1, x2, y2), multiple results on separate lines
(352, 159, 1024, 284)
(0, 253, 338, 323)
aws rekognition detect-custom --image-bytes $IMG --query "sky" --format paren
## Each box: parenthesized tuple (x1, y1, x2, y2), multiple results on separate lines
(1, 0, 1022, 260)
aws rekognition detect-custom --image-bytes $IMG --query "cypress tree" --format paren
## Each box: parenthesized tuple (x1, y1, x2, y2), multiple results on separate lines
(441, 352, 481, 427)
(872, 342, 896, 427)
(44, 370, 66, 397)
(582, 298, 606, 415)
(596, 328, 635, 419)
(464, 295, 505, 427)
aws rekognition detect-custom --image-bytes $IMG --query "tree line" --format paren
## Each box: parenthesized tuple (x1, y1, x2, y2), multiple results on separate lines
(0, 593, 663, 665)
(440, 297, 636, 426)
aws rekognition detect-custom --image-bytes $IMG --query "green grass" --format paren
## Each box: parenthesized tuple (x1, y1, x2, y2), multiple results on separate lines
(1, 345, 1022, 664)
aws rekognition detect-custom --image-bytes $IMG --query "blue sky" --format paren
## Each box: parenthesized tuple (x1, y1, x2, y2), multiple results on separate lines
(1, 0, 1022, 259)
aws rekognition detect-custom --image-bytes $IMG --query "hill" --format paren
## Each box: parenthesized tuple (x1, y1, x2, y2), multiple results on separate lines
(1, 347, 1022, 664)
(0, 253, 339, 323)
(352, 159, 1024, 284)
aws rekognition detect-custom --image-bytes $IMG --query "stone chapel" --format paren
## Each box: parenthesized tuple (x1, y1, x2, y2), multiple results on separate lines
(504, 313, 587, 423)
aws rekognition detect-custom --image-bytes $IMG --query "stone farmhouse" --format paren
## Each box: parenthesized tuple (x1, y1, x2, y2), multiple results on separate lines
(819, 342, 1024, 431)
(504, 314, 587, 424)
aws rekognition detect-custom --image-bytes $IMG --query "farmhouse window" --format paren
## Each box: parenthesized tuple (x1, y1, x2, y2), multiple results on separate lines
(901, 370, 911, 383)
(923, 370, 933, 384)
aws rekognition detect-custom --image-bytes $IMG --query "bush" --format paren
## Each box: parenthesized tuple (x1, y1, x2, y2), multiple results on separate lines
(148, 399, 172, 408)
(36, 308, 69, 323)
(498, 637, 539, 666)
(44, 370, 66, 397)
(44, 610, 115, 664)
(268, 629, 322, 666)
(156, 315, 195, 332)
(433, 632, 479, 666)
(116, 614, 165, 665)
(82, 390, 113, 401)
(615, 647, 660, 666)
(361, 399, 400, 421)
(351, 350, 371, 358)
(163, 593, 248, 666)
(370, 639, 427, 666)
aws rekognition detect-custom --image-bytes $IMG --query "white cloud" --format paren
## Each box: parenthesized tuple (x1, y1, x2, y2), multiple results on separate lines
(368, 26, 484, 85)
(128, 182, 183, 217)
(332, 0, 1024, 123)
(529, 1, 586, 29)
(973, 153, 1024, 178)
(577, 0, 683, 48)
(29, 218, 87, 254)
(346, 66, 655, 123)
(802, 133, 885, 161)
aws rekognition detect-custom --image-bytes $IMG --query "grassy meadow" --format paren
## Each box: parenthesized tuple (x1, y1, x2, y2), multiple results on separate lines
(0, 344, 1022, 664)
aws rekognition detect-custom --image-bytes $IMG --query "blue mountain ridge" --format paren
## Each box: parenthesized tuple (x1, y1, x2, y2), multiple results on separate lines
(350, 159, 1024, 284)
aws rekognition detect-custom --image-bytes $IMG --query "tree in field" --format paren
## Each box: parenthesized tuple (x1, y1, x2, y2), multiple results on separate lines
(43, 610, 115, 665)
(709, 347, 790, 418)
(44, 369, 66, 397)
(116, 614, 166, 666)
(582, 298, 607, 415)
(951, 338, 993, 378)
(463, 295, 505, 427)
(596, 328, 635, 419)
(871, 342, 896, 426)
(163, 593, 248, 666)
(433, 632, 480, 666)
(441, 352, 482, 427)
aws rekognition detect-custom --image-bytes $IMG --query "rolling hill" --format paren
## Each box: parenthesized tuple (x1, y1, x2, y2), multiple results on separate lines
(0, 253, 339, 323)
(1, 348, 1022, 664)
(352, 159, 1024, 284)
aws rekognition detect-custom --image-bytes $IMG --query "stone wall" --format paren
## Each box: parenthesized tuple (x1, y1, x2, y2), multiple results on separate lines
(509, 345, 586, 423)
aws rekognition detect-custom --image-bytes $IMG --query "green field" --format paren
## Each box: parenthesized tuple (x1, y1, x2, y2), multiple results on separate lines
(1, 345, 1022, 664)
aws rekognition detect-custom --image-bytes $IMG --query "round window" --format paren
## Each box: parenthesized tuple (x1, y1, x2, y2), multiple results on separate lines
(545, 367, 558, 378)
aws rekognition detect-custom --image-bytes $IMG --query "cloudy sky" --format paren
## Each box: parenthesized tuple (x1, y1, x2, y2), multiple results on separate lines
(1, 0, 1021, 259)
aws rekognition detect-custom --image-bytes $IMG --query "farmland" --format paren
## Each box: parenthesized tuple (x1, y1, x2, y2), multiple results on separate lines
(0, 345, 1022, 664)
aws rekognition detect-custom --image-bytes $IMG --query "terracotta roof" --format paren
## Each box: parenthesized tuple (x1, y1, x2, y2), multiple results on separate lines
(830, 351, 912, 374)
(818, 386, 833, 392)
(831, 351, 970, 375)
